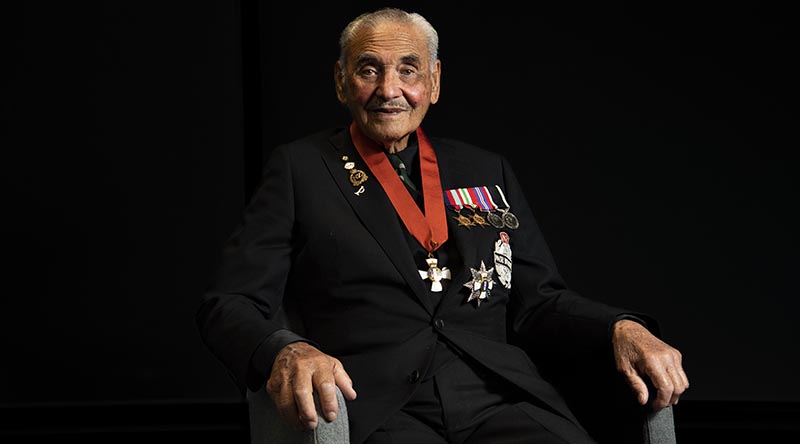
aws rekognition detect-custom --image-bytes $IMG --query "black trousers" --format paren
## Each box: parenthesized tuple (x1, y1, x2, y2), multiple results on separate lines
(364, 349, 597, 444)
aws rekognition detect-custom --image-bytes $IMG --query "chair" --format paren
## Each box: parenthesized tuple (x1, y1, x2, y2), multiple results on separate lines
(248, 310, 678, 444)
(248, 386, 350, 444)
(247, 386, 675, 444)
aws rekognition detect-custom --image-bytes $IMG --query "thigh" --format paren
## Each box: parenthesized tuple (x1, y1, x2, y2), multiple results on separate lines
(460, 402, 597, 444)
(363, 409, 449, 444)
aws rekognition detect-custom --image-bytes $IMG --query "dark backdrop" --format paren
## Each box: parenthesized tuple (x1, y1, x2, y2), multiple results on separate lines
(2, 0, 797, 411)
(2, 1, 246, 403)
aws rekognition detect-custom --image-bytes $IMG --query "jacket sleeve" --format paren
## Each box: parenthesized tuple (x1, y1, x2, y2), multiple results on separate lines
(499, 155, 660, 361)
(195, 144, 304, 393)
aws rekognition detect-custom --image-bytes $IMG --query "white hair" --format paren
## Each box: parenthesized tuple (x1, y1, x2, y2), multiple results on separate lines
(338, 7, 439, 73)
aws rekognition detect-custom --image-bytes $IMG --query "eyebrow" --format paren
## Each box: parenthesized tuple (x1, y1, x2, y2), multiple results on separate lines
(400, 55, 422, 67)
(355, 54, 422, 68)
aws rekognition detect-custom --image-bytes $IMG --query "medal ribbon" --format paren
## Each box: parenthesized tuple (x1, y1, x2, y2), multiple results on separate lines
(349, 122, 448, 253)
(444, 186, 498, 211)
(493, 185, 511, 210)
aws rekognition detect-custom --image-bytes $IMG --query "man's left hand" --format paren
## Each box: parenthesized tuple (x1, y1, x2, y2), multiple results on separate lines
(612, 319, 689, 410)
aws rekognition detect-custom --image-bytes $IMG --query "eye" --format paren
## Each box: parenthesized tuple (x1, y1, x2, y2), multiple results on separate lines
(357, 67, 379, 78)
(399, 66, 421, 81)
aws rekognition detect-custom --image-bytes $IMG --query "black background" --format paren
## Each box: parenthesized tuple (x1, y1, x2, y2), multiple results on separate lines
(2, 0, 798, 410)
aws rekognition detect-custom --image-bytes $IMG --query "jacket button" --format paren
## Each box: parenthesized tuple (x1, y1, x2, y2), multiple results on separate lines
(434, 319, 445, 329)
(408, 370, 420, 383)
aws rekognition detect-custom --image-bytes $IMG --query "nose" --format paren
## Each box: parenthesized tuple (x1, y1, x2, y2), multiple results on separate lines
(375, 70, 402, 100)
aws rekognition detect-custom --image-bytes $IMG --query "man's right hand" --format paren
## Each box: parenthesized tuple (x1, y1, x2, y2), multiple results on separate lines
(266, 342, 357, 430)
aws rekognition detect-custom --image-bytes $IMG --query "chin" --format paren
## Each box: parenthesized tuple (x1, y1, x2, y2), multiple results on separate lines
(365, 122, 414, 143)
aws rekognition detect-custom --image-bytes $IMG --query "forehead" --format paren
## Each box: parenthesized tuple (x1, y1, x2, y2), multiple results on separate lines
(347, 21, 430, 65)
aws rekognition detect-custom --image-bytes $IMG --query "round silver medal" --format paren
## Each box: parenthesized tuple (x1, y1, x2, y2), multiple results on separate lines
(487, 211, 505, 228)
(502, 211, 520, 229)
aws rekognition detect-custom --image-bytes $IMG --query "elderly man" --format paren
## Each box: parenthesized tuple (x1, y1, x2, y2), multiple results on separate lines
(196, 7, 688, 444)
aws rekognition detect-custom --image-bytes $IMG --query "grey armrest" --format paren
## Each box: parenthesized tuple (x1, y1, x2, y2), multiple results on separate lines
(248, 388, 675, 444)
(643, 406, 677, 444)
(247, 386, 350, 444)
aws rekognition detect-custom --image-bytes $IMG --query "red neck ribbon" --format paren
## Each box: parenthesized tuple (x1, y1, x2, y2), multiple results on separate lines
(350, 122, 448, 254)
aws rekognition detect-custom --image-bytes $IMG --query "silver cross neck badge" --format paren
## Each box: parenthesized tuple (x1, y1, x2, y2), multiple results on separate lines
(419, 257, 451, 292)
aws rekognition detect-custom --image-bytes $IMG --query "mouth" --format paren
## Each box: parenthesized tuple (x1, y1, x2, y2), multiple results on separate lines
(370, 107, 408, 114)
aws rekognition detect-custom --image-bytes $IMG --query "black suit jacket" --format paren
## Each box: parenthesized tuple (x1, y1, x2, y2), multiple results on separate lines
(196, 127, 656, 444)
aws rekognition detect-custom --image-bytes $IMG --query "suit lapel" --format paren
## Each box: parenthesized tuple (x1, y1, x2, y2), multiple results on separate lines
(323, 130, 435, 314)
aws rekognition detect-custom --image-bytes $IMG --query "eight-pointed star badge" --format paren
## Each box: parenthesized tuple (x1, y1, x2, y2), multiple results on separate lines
(463, 260, 495, 307)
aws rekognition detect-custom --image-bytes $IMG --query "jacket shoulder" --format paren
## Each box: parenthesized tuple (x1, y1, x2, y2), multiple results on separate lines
(430, 136, 506, 162)
(430, 137, 503, 159)
(272, 127, 345, 153)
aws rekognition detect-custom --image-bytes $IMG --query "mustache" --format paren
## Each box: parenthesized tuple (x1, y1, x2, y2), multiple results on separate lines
(366, 100, 411, 111)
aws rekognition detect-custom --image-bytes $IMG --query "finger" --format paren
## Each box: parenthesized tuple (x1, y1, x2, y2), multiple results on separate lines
(334, 364, 358, 401)
(293, 378, 319, 429)
(316, 361, 357, 421)
(267, 378, 303, 431)
(650, 372, 674, 410)
(677, 358, 690, 392)
(312, 358, 353, 422)
(671, 362, 690, 405)
(314, 378, 339, 422)
(278, 395, 303, 430)
(666, 366, 682, 406)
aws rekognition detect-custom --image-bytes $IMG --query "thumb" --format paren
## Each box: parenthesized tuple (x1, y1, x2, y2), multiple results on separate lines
(624, 371, 650, 406)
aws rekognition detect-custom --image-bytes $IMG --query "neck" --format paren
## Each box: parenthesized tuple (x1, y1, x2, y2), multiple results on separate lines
(351, 122, 420, 154)
(382, 137, 409, 154)
(383, 131, 419, 154)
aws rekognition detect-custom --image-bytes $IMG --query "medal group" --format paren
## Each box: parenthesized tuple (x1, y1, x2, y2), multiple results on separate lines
(444, 185, 519, 230)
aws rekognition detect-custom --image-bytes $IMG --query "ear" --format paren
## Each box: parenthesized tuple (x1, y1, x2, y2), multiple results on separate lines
(430, 59, 442, 104)
(334, 61, 346, 103)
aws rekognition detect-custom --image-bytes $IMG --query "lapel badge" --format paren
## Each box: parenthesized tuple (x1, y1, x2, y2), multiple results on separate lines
(463, 260, 495, 307)
(342, 155, 368, 194)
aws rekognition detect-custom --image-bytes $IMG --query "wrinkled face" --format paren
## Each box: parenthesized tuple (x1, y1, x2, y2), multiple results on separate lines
(335, 20, 441, 147)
